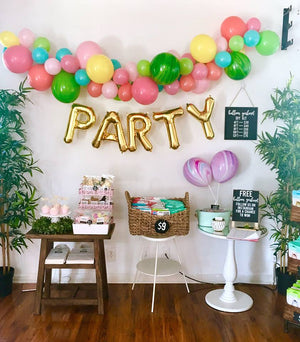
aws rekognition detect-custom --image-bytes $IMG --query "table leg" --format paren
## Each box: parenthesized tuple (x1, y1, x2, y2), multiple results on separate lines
(94, 239, 108, 314)
(205, 239, 253, 312)
(44, 240, 53, 298)
(34, 239, 48, 315)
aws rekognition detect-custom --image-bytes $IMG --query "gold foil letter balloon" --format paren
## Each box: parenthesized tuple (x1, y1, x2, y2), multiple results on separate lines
(186, 96, 215, 139)
(92, 111, 127, 152)
(127, 113, 152, 152)
(153, 107, 184, 149)
(64, 104, 96, 143)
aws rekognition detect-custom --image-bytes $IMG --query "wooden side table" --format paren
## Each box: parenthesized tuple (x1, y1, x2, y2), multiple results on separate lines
(26, 224, 114, 315)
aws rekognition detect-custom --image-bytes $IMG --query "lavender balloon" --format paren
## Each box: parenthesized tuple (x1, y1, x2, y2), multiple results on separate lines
(211, 150, 238, 183)
(183, 158, 213, 187)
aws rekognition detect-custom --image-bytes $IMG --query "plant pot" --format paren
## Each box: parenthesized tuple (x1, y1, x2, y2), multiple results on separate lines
(0, 267, 15, 297)
(276, 267, 296, 295)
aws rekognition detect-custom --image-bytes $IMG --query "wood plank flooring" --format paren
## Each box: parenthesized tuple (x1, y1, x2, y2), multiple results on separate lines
(0, 283, 299, 342)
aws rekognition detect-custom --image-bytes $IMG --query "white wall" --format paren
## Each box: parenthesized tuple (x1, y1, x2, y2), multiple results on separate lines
(0, 0, 299, 284)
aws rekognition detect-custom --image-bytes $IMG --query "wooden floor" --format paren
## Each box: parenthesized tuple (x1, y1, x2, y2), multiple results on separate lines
(0, 283, 299, 342)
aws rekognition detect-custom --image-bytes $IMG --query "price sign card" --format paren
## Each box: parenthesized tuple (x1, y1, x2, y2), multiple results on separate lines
(232, 189, 259, 223)
(225, 107, 258, 140)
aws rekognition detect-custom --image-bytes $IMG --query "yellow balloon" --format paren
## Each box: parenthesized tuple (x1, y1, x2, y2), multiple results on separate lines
(86, 54, 114, 84)
(0, 31, 19, 47)
(190, 34, 217, 63)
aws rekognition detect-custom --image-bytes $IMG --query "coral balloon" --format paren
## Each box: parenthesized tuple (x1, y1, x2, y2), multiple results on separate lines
(51, 70, 80, 103)
(44, 58, 61, 75)
(190, 34, 217, 63)
(183, 158, 213, 187)
(61, 55, 80, 73)
(210, 150, 238, 183)
(131, 77, 159, 105)
(28, 64, 53, 91)
(255, 30, 280, 56)
(150, 53, 180, 85)
(76, 41, 102, 68)
(0, 31, 19, 48)
(220, 16, 247, 41)
(224, 51, 251, 80)
(18, 28, 34, 48)
(87, 81, 102, 97)
(206, 62, 222, 81)
(86, 54, 114, 84)
(179, 74, 195, 92)
(118, 83, 132, 101)
(3, 45, 33, 73)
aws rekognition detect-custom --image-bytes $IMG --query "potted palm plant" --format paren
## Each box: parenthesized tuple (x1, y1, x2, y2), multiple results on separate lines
(0, 80, 42, 297)
(256, 77, 300, 294)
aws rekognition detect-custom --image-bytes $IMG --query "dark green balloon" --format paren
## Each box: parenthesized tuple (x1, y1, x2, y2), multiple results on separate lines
(224, 52, 251, 80)
(150, 52, 180, 85)
(52, 70, 80, 103)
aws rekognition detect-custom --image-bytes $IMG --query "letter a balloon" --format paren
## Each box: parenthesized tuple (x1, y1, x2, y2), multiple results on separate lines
(183, 158, 213, 187)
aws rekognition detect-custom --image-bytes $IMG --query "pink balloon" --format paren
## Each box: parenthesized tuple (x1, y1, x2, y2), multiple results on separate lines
(18, 28, 34, 48)
(164, 80, 180, 95)
(87, 81, 102, 97)
(206, 62, 223, 81)
(131, 77, 159, 105)
(216, 36, 228, 52)
(193, 79, 210, 94)
(61, 55, 80, 73)
(179, 74, 195, 92)
(125, 62, 138, 82)
(247, 17, 261, 32)
(183, 158, 213, 187)
(28, 64, 53, 91)
(3, 45, 33, 73)
(210, 150, 239, 183)
(102, 80, 118, 99)
(44, 58, 61, 75)
(113, 68, 129, 85)
(181, 53, 196, 64)
(76, 41, 102, 68)
(191, 63, 208, 80)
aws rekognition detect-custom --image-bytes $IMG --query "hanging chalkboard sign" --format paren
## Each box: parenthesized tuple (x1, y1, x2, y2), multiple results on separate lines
(225, 107, 258, 140)
(232, 189, 259, 222)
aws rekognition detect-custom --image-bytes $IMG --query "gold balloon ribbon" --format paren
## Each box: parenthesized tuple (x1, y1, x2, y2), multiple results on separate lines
(153, 107, 184, 149)
(92, 111, 127, 152)
(64, 104, 96, 143)
(186, 96, 215, 139)
(127, 113, 152, 152)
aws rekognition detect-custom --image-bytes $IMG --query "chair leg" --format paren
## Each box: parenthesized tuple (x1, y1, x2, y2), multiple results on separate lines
(173, 238, 190, 293)
(151, 242, 159, 313)
(132, 238, 147, 290)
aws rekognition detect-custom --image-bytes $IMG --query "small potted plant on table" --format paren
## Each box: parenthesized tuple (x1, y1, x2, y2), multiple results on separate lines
(0, 80, 42, 297)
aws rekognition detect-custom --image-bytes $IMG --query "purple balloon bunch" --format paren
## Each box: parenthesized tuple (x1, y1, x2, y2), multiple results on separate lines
(183, 150, 238, 187)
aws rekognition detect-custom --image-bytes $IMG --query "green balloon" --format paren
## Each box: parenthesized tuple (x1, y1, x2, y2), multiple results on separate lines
(150, 53, 180, 85)
(255, 30, 280, 56)
(224, 52, 251, 80)
(33, 37, 51, 52)
(52, 70, 80, 103)
(179, 57, 194, 75)
(137, 59, 151, 76)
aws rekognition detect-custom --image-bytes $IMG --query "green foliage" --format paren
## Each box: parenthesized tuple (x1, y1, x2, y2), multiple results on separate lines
(0, 80, 42, 271)
(32, 217, 73, 235)
(256, 77, 300, 268)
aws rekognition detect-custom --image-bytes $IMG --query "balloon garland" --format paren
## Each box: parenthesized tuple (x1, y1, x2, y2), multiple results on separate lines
(0, 16, 280, 105)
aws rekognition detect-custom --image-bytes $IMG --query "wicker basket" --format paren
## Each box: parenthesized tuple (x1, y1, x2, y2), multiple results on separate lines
(125, 191, 190, 238)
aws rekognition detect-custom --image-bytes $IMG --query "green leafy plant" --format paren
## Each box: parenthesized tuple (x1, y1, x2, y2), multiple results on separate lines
(256, 77, 300, 272)
(0, 80, 42, 275)
(32, 216, 73, 235)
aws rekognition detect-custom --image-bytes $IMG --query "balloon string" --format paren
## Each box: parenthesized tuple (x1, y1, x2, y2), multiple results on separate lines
(216, 183, 220, 205)
(208, 184, 217, 204)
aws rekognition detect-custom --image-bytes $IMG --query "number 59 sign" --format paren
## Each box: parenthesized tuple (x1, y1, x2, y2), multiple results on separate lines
(154, 219, 170, 234)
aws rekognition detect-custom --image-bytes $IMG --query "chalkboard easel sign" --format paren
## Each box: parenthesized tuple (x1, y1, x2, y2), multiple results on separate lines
(225, 107, 258, 140)
(232, 189, 259, 223)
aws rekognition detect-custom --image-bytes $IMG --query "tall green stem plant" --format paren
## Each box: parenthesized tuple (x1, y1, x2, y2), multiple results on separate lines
(0, 80, 42, 275)
(256, 78, 300, 272)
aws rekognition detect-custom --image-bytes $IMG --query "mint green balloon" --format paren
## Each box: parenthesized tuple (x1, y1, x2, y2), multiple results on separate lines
(52, 70, 80, 103)
(137, 59, 151, 76)
(255, 30, 280, 56)
(150, 53, 180, 85)
(179, 57, 194, 75)
(33, 37, 51, 52)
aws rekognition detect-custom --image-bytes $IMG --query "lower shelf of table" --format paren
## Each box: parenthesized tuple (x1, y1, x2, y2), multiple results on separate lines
(137, 257, 181, 276)
(283, 302, 300, 325)
(45, 263, 95, 269)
